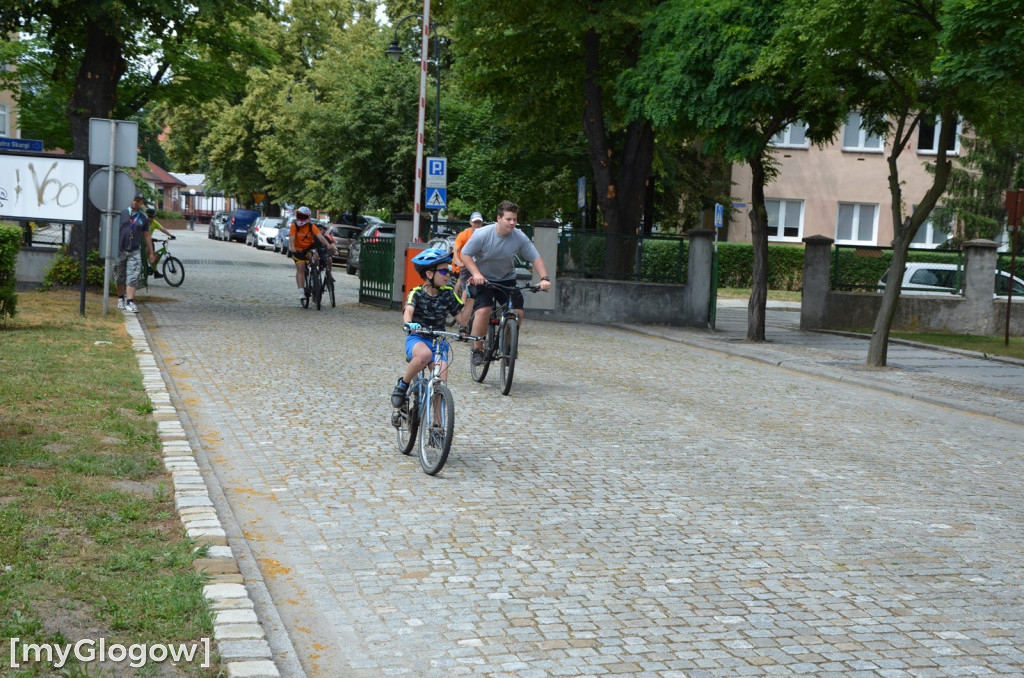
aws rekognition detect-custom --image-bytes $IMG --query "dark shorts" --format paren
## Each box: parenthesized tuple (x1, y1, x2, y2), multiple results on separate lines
(470, 278, 523, 312)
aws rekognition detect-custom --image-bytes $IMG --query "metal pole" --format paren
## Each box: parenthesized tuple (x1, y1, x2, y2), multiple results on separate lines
(412, 0, 431, 243)
(101, 121, 117, 315)
(1005, 191, 1021, 345)
(431, 22, 440, 240)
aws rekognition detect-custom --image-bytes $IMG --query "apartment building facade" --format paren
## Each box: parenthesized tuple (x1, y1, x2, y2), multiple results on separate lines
(728, 114, 962, 250)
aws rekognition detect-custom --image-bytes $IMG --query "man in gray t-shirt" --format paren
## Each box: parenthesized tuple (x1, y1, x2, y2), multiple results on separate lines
(460, 200, 552, 365)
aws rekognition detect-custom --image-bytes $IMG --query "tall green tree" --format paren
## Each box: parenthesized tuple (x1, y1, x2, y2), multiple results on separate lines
(0, 0, 275, 157)
(930, 136, 1024, 249)
(622, 0, 845, 340)
(447, 0, 658, 274)
(771, 0, 970, 366)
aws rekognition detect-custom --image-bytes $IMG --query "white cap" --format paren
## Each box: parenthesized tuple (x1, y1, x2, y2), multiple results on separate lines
(470, 212, 483, 223)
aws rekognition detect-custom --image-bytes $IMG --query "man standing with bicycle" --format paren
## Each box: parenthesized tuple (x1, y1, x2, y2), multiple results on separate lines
(460, 200, 551, 366)
(289, 206, 337, 305)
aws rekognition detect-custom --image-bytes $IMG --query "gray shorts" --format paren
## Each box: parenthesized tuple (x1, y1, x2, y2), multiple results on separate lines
(115, 249, 143, 287)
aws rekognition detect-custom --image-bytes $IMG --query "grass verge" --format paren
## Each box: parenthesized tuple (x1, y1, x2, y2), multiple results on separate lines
(834, 328, 1024, 361)
(0, 290, 219, 677)
(718, 288, 1023, 360)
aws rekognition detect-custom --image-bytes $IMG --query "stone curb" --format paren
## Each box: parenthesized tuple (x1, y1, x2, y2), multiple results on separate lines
(124, 314, 281, 678)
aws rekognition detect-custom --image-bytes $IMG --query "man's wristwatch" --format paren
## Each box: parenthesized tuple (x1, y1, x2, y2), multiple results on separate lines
(540, 276, 550, 281)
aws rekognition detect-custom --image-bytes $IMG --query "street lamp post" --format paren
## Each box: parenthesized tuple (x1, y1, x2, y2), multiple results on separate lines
(387, 5, 440, 241)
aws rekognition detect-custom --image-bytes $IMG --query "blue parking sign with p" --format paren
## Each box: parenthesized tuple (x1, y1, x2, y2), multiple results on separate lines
(428, 158, 445, 176)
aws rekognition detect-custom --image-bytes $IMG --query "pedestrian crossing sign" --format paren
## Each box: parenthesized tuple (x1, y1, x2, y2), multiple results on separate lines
(426, 188, 446, 209)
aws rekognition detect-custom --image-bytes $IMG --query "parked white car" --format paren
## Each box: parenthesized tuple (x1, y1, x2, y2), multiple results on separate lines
(252, 217, 284, 250)
(878, 262, 1024, 298)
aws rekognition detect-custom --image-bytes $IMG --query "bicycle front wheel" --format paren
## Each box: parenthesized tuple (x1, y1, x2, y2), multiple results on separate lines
(418, 382, 454, 475)
(162, 256, 185, 287)
(470, 324, 495, 383)
(311, 267, 323, 310)
(395, 390, 420, 456)
(499, 318, 519, 395)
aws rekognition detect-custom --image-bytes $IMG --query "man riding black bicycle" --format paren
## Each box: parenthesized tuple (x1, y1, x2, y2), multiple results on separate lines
(289, 206, 337, 305)
(460, 200, 551, 366)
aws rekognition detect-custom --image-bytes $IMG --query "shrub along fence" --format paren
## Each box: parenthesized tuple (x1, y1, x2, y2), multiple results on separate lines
(555, 229, 808, 291)
(1, 223, 21, 319)
(829, 245, 965, 291)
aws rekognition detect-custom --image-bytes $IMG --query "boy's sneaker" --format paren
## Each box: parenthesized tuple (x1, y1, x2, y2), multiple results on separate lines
(153, 271, 163, 279)
(124, 300, 139, 313)
(471, 349, 485, 367)
(391, 379, 409, 408)
(117, 298, 125, 310)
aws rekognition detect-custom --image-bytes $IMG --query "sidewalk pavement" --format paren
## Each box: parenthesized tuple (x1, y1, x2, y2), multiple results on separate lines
(621, 299, 1024, 427)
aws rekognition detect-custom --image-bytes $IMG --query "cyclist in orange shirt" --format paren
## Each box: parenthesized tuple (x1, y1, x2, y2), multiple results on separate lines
(452, 211, 483, 303)
(290, 206, 337, 304)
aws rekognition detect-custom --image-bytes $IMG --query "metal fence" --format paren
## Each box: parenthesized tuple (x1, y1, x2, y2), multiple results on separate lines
(16, 222, 77, 249)
(358, 238, 395, 307)
(557, 229, 689, 283)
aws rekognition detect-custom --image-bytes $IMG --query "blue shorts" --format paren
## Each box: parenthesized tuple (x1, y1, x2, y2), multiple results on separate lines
(405, 334, 445, 362)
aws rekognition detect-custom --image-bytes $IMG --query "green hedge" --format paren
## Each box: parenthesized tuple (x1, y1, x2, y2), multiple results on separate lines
(44, 247, 107, 288)
(0, 223, 20, 320)
(556, 233, 970, 292)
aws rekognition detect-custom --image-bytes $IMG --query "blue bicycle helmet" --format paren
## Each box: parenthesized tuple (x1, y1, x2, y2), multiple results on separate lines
(411, 247, 453, 274)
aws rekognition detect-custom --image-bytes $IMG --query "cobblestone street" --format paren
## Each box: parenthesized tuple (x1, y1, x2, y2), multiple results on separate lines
(140, 231, 1024, 677)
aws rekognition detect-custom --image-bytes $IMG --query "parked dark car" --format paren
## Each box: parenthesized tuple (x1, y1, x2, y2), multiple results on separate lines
(226, 209, 261, 242)
(326, 225, 362, 264)
(347, 222, 396, 275)
(336, 213, 386, 230)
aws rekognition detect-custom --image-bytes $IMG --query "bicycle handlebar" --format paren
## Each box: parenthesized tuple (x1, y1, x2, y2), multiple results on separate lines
(478, 280, 547, 293)
(407, 328, 485, 342)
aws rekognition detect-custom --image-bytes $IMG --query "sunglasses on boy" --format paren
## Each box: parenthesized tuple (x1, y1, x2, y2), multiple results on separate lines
(433, 268, 450, 275)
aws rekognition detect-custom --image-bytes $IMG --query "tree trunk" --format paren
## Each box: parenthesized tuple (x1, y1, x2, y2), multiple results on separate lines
(866, 105, 959, 366)
(581, 28, 654, 278)
(67, 19, 127, 259)
(746, 155, 769, 342)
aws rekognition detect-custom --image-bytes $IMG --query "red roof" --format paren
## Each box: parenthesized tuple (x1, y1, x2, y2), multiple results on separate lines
(144, 161, 185, 187)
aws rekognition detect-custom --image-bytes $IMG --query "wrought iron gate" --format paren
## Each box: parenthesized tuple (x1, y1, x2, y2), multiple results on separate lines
(358, 238, 395, 307)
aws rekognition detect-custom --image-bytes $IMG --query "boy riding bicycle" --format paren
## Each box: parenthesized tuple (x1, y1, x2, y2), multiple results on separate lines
(460, 200, 551, 366)
(391, 248, 473, 407)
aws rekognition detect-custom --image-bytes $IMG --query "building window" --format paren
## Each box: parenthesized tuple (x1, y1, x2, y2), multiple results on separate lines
(836, 203, 878, 244)
(841, 111, 884, 152)
(766, 199, 804, 241)
(917, 115, 961, 155)
(0, 104, 8, 138)
(770, 122, 809, 149)
(911, 205, 952, 248)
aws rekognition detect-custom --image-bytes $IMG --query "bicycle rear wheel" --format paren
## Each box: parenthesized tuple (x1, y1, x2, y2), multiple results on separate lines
(325, 269, 336, 307)
(499, 317, 519, 395)
(162, 256, 185, 287)
(395, 390, 419, 456)
(418, 382, 454, 475)
(470, 324, 495, 383)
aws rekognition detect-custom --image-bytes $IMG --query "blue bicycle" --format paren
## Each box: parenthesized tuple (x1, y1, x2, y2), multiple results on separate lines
(391, 328, 480, 475)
